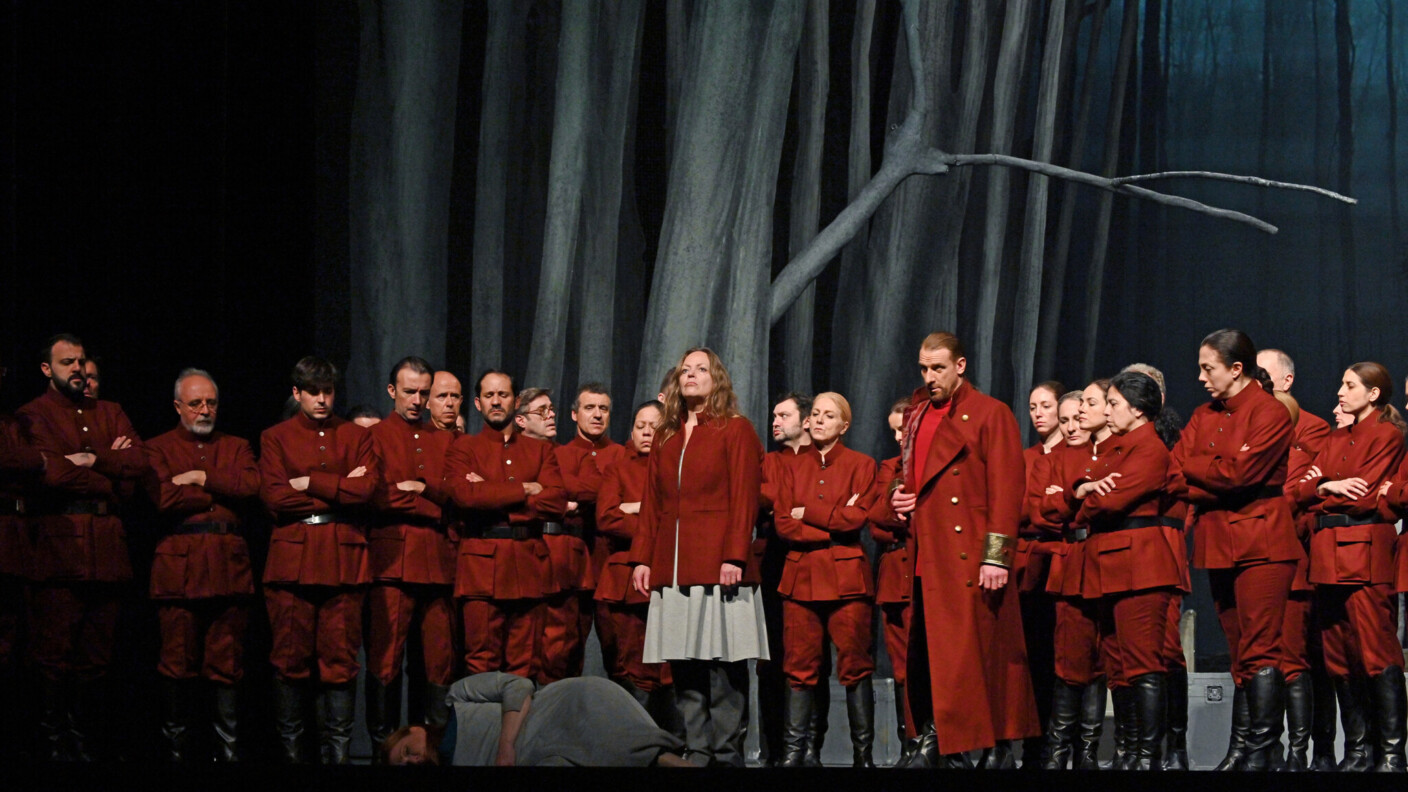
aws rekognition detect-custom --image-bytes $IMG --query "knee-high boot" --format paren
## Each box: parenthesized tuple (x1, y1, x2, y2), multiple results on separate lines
(1130, 673, 1166, 771)
(1372, 668, 1407, 772)
(779, 686, 814, 768)
(1214, 684, 1249, 771)
(893, 681, 916, 767)
(272, 678, 307, 764)
(364, 674, 402, 749)
(160, 677, 195, 763)
(846, 678, 875, 768)
(1242, 666, 1285, 771)
(319, 683, 355, 765)
(1043, 681, 1083, 769)
(804, 679, 828, 767)
(425, 682, 452, 729)
(1111, 685, 1136, 770)
(1283, 673, 1312, 771)
(1076, 681, 1107, 770)
(1309, 665, 1338, 770)
(212, 683, 239, 762)
(1337, 675, 1373, 772)
(1162, 668, 1189, 770)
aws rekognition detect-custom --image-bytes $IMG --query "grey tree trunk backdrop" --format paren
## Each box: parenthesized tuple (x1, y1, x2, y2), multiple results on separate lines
(337, 0, 1395, 459)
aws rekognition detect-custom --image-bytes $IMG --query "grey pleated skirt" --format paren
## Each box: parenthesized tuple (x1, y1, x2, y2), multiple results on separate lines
(642, 583, 770, 663)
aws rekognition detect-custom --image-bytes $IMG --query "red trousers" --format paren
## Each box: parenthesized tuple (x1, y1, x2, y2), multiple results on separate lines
(782, 598, 874, 689)
(881, 601, 912, 686)
(157, 598, 248, 684)
(1163, 595, 1187, 671)
(1317, 582, 1403, 678)
(1054, 596, 1102, 686)
(1099, 589, 1175, 685)
(598, 601, 670, 691)
(461, 598, 543, 679)
(1209, 561, 1295, 685)
(365, 583, 456, 685)
(29, 583, 120, 681)
(0, 575, 23, 669)
(539, 591, 589, 684)
(264, 585, 364, 685)
(1280, 591, 1312, 680)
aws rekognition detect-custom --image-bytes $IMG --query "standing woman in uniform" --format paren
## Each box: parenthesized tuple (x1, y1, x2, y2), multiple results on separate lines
(630, 349, 767, 767)
(1170, 329, 1300, 771)
(869, 398, 918, 764)
(1298, 363, 1407, 772)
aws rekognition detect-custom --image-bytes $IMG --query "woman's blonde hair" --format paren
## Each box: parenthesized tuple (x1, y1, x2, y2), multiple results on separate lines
(656, 347, 740, 445)
(812, 391, 853, 425)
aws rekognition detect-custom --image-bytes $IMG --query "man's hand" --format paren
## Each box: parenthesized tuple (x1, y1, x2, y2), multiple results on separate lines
(978, 564, 1008, 591)
(1380, 480, 1394, 498)
(347, 466, 367, 478)
(110, 436, 132, 451)
(65, 452, 96, 468)
(566, 500, 580, 515)
(620, 501, 641, 515)
(522, 481, 543, 496)
(466, 472, 485, 483)
(1045, 484, 1064, 495)
(172, 470, 207, 487)
(395, 480, 426, 493)
(891, 486, 917, 521)
(631, 565, 651, 595)
(290, 476, 311, 491)
(719, 562, 743, 587)
(789, 506, 805, 519)
(1076, 472, 1122, 498)
(846, 493, 860, 507)
(1319, 477, 1371, 499)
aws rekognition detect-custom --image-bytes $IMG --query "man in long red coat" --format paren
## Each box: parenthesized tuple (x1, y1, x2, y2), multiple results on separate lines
(879, 331, 1040, 768)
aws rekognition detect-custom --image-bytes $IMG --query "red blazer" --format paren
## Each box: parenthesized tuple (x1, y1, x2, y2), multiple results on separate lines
(0, 415, 44, 578)
(145, 426, 259, 599)
(18, 389, 146, 582)
(444, 426, 566, 600)
(1294, 410, 1332, 458)
(1030, 441, 1098, 597)
(1169, 383, 1301, 569)
(1292, 417, 1404, 586)
(1069, 422, 1187, 597)
(629, 414, 763, 589)
(594, 446, 650, 605)
(867, 456, 911, 605)
(369, 412, 456, 585)
(553, 436, 627, 592)
(872, 381, 1039, 754)
(259, 413, 380, 586)
(774, 442, 877, 601)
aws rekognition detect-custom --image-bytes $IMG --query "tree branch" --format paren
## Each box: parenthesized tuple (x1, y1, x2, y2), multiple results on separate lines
(1110, 171, 1358, 203)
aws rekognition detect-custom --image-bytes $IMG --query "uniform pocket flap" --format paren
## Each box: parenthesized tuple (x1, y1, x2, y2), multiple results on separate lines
(459, 539, 497, 557)
(1097, 532, 1134, 552)
(1336, 524, 1373, 544)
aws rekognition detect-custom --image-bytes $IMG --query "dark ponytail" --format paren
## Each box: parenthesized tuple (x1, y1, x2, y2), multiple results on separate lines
(1200, 328, 1273, 393)
(1348, 361, 1408, 438)
(1108, 370, 1182, 446)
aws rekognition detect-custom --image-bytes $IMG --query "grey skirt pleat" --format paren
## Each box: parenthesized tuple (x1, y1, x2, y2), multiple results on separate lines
(641, 584, 770, 664)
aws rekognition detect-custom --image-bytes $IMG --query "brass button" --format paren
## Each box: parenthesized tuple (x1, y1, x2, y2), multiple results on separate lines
(319, 431, 325, 437)
(951, 469, 959, 476)
(819, 480, 825, 485)
(960, 552, 968, 560)
(961, 414, 969, 421)
(954, 525, 962, 533)
(200, 456, 206, 461)
(319, 446, 326, 452)
(418, 465, 424, 470)
(197, 444, 204, 449)
(320, 462, 327, 468)
(416, 448, 422, 453)
(77, 409, 83, 414)
(505, 459, 513, 465)
(950, 496, 959, 504)
(508, 476, 516, 482)
(82, 426, 88, 432)
(591, 451, 597, 456)
(966, 580, 974, 587)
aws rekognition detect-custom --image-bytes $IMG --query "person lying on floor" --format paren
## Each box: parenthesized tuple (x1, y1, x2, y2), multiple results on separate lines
(380, 672, 691, 766)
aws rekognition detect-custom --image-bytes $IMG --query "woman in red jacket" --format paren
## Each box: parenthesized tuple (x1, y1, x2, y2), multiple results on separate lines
(1018, 381, 1065, 764)
(1067, 371, 1187, 770)
(1297, 362, 1407, 772)
(867, 397, 916, 763)
(1170, 329, 1299, 772)
(773, 392, 879, 767)
(630, 348, 767, 767)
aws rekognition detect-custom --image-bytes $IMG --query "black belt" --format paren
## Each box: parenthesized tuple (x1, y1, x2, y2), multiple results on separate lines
(790, 539, 862, 552)
(479, 523, 543, 540)
(1317, 514, 1384, 529)
(1253, 485, 1283, 499)
(1066, 528, 1089, 543)
(1108, 516, 1183, 532)
(0, 498, 24, 516)
(541, 522, 582, 538)
(879, 540, 906, 554)
(61, 500, 109, 516)
(173, 521, 240, 536)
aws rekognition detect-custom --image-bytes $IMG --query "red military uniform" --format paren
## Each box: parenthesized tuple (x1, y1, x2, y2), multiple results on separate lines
(18, 388, 146, 681)
(1170, 383, 1299, 686)
(1018, 442, 1060, 755)
(774, 442, 878, 689)
(874, 381, 1040, 755)
(1378, 441, 1408, 592)
(1294, 418, 1405, 679)
(365, 413, 457, 689)
(0, 414, 43, 668)
(867, 457, 912, 687)
(544, 435, 626, 682)
(445, 426, 565, 679)
(595, 446, 670, 690)
(1281, 410, 1330, 681)
(259, 412, 379, 684)
(1032, 441, 1103, 687)
(145, 425, 259, 684)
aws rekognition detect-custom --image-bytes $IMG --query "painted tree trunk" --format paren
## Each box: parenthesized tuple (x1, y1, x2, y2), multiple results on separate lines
(347, 0, 462, 409)
(1334, 0, 1355, 345)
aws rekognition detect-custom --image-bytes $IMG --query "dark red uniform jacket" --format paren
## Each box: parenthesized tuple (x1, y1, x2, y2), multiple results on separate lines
(774, 442, 878, 601)
(145, 427, 259, 598)
(867, 456, 911, 605)
(1293, 417, 1404, 586)
(1030, 441, 1098, 597)
(554, 436, 627, 592)
(369, 412, 457, 585)
(259, 413, 380, 586)
(444, 426, 566, 600)
(595, 446, 649, 605)
(1069, 422, 1187, 597)
(1169, 383, 1301, 569)
(18, 389, 146, 582)
(630, 415, 763, 589)
(0, 414, 44, 577)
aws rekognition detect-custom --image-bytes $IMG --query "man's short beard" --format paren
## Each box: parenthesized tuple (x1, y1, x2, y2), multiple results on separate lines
(54, 374, 85, 399)
(483, 414, 512, 432)
(184, 419, 216, 436)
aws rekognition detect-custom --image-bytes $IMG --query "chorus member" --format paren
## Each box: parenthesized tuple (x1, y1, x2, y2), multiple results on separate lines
(364, 357, 458, 744)
(596, 401, 676, 725)
(552, 384, 628, 682)
(259, 356, 380, 764)
(144, 369, 258, 762)
(349, 405, 382, 428)
(81, 358, 100, 400)
(629, 348, 768, 767)
(19, 334, 145, 762)
(428, 370, 464, 433)
(877, 332, 1039, 768)
(1067, 372, 1187, 770)
(0, 359, 44, 755)
(1300, 363, 1408, 772)
(866, 398, 916, 764)
(1169, 329, 1299, 772)
(1260, 350, 1332, 456)
(444, 372, 565, 682)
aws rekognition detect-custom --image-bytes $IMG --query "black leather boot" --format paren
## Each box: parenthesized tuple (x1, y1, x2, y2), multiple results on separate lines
(779, 686, 813, 768)
(1076, 681, 1106, 770)
(1214, 684, 1248, 770)
(272, 677, 307, 764)
(1310, 665, 1338, 770)
(893, 681, 916, 767)
(364, 674, 401, 749)
(1021, 736, 1045, 770)
(1043, 681, 1082, 769)
(160, 677, 195, 763)
(212, 683, 239, 762)
(1111, 685, 1136, 770)
(980, 741, 1015, 769)
(895, 720, 938, 768)
(425, 682, 451, 729)
(39, 677, 69, 762)
(804, 681, 828, 767)
(67, 678, 96, 762)
(1283, 673, 1312, 771)
(1373, 668, 1407, 772)
(321, 683, 355, 765)
(1130, 673, 1166, 771)
(1337, 675, 1373, 771)
(1162, 668, 1189, 770)
(1242, 666, 1285, 771)
(846, 678, 875, 768)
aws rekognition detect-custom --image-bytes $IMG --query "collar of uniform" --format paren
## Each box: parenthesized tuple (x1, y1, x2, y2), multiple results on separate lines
(478, 423, 516, 444)
(40, 385, 92, 412)
(388, 411, 426, 434)
(1219, 381, 1262, 413)
(569, 433, 611, 451)
(1118, 421, 1158, 449)
(173, 424, 220, 444)
(293, 411, 334, 432)
(810, 440, 847, 467)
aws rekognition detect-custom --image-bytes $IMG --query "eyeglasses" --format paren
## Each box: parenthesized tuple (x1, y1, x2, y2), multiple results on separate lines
(522, 406, 555, 418)
(181, 399, 219, 410)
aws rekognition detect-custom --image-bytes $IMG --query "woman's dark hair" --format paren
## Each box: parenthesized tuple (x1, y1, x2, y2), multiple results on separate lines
(1032, 380, 1065, 400)
(1108, 371, 1183, 447)
(377, 723, 444, 766)
(1200, 328, 1273, 393)
(1348, 362, 1408, 436)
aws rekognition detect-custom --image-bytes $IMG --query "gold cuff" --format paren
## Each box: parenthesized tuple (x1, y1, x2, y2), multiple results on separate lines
(889, 476, 906, 494)
(982, 532, 1018, 568)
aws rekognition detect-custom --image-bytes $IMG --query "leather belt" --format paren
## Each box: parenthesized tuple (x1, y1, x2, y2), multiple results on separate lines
(480, 523, 543, 540)
(541, 521, 582, 538)
(1066, 528, 1089, 543)
(173, 521, 240, 536)
(879, 540, 906, 554)
(790, 539, 862, 552)
(301, 513, 343, 525)
(1108, 516, 1183, 532)
(1317, 514, 1383, 529)
(1253, 485, 1283, 499)
(62, 499, 109, 516)
(0, 498, 24, 516)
